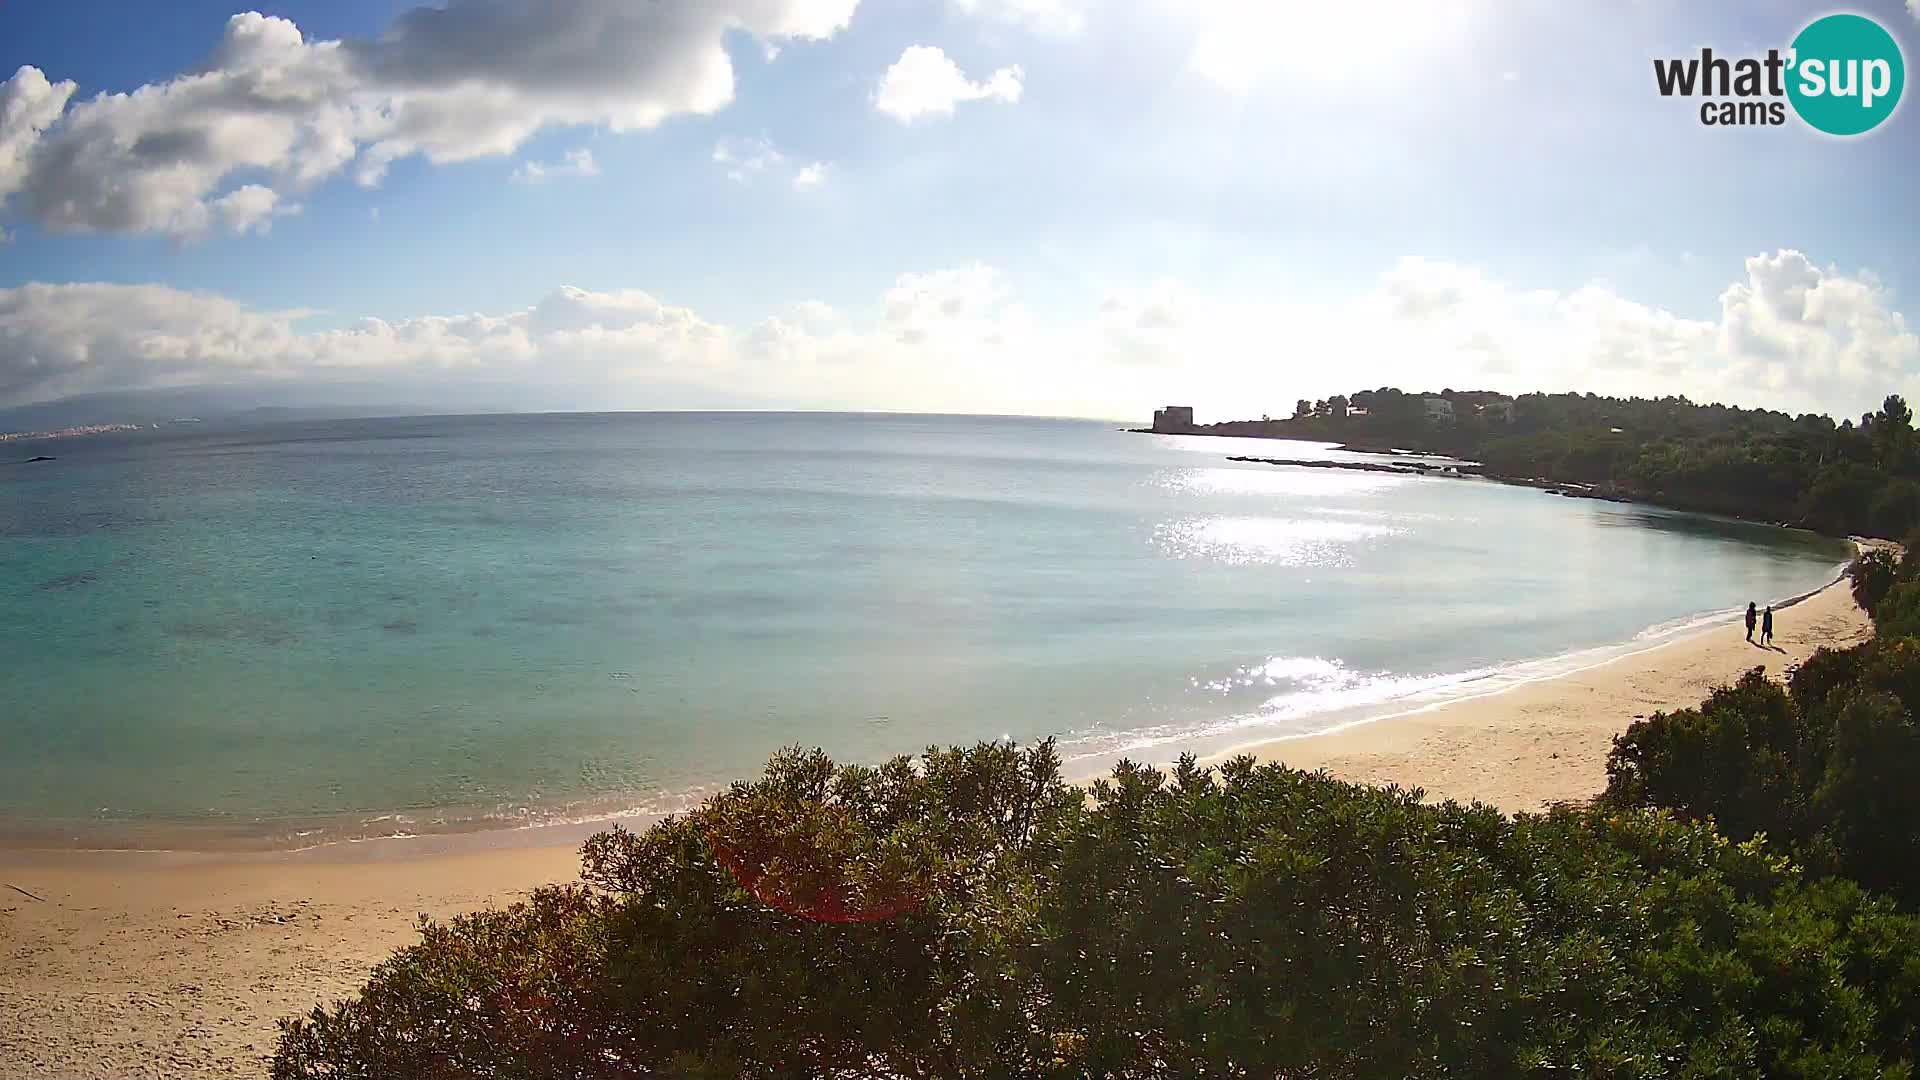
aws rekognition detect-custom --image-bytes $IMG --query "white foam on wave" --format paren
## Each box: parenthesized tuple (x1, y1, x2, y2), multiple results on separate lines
(1055, 562, 1854, 773)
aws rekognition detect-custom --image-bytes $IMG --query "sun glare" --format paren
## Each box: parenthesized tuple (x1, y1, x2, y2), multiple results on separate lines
(1184, 0, 1470, 93)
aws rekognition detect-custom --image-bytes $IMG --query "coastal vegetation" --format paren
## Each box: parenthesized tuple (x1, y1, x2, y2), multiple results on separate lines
(1603, 545, 1920, 908)
(278, 736, 1920, 1078)
(1207, 389, 1920, 538)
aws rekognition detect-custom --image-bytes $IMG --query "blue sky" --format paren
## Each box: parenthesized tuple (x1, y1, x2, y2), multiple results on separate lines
(1, 0, 1917, 420)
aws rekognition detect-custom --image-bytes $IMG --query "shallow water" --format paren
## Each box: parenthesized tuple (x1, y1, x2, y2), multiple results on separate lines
(0, 413, 1849, 847)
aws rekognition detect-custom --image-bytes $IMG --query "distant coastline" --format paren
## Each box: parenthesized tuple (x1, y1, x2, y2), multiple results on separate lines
(1214, 452, 1646, 507)
(1127, 425, 1698, 513)
(1133, 393, 1901, 539)
(0, 422, 144, 444)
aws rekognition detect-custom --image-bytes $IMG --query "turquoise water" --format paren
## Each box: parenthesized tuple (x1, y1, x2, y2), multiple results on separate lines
(0, 413, 1850, 848)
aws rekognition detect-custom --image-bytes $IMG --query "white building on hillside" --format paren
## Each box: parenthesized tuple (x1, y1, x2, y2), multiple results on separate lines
(1423, 397, 1455, 422)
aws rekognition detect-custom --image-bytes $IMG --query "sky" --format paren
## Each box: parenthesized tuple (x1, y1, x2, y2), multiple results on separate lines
(1, 0, 1918, 423)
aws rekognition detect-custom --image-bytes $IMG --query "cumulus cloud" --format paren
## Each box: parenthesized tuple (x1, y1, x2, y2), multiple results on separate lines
(512, 147, 599, 184)
(0, 280, 728, 408)
(953, 0, 1088, 35)
(1363, 250, 1919, 413)
(0, 1, 860, 237)
(792, 162, 829, 189)
(2, 252, 1914, 420)
(0, 65, 77, 202)
(213, 184, 296, 235)
(874, 46, 1023, 122)
(883, 263, 1012, 341)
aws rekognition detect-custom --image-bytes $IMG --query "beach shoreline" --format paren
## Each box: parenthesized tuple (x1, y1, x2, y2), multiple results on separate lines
(1198, 544, 1876, 811)
(0, 551, 1878, 1078)
(0, 543, 1858, 859)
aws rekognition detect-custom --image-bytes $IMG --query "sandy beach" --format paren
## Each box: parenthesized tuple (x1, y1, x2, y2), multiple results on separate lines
(0, 567, 1875, 1079)
(1215, 558, 1876, 810)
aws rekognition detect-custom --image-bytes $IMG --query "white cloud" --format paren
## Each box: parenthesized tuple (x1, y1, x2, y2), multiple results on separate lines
(874, 46, 1023, 122)
(884, 264, 1009, 334)
(1360, 250, 1919, 413)
(213, 184, 295, 235)
(513, 147, 599, 184)
(0, 1, 860, 237)
(953, 0, 1088, 35)
(792, 162, 829, 189)
(712, 135, 785, 182)
(0, 280, 728, 407)
(2, 252, 1914, 420)
(713, 136, 824, 189)
(0, 65, 77, 202)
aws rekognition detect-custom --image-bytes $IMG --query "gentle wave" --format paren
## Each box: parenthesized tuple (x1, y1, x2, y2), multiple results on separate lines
(1055, 558, 1855, 774)
(58, 562, 1854, 857)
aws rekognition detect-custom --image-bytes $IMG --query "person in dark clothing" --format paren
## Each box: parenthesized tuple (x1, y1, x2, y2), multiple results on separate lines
(1762, 605, 1774, 646)
(1745, 602, 1758, 643)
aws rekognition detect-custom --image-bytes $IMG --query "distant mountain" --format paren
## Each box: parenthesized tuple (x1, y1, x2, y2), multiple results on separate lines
(0, 378, 778, 433)
(0, 386, 484, 432)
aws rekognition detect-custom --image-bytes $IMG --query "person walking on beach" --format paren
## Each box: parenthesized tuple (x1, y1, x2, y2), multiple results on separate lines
(1762, 605, 1774, 647)
(1745, 602, 1758, 643)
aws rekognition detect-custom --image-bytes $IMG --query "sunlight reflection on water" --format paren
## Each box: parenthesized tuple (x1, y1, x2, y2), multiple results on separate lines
(1155, 465, 1408, 498)
(1151, 515, 1402, 566)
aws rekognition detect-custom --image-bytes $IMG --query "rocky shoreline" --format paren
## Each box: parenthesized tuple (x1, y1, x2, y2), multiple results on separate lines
(1220, 453, 1639, 505)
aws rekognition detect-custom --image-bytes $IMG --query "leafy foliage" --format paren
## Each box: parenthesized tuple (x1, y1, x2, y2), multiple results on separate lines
(1874, 580, 1920, 640)
(1603, 630, 1920, 910)
(1848, 549, 1900, 614)
(1227, 389, 1920, 537)
(278, 741, 1920, 1079)
(1604, 669, 1816, 844)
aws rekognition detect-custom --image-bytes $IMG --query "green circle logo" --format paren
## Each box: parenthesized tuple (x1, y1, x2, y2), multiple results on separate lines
(1787, 13, 1905, 136)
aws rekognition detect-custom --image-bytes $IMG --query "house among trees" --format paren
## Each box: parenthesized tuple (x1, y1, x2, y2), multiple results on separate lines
(1423, 397, 1455, 422)
(1479, 399, 1515, 422)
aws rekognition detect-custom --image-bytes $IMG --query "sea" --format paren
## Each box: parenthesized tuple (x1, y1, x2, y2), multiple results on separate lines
(0, 412, 1853, 849)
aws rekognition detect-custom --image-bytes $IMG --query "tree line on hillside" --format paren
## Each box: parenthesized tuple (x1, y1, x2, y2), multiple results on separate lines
(1247, 389, 1919, 539)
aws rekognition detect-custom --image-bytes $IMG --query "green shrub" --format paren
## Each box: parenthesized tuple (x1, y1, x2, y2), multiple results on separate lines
(277, 743, 1920, 1079)
(1604, 638, 1920, 911)
(1602, 669, 1816, 845)
(1874, 580, 1920, 640)
(1812, 691, 1920, 900)
(1849, 549, 1901, 615)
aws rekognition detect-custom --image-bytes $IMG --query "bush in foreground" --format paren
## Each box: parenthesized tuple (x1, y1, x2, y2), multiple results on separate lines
(276, 742, 1920, 1079)
(1603, 636, 1920, 909)
(1847, 548, 1900, 615)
